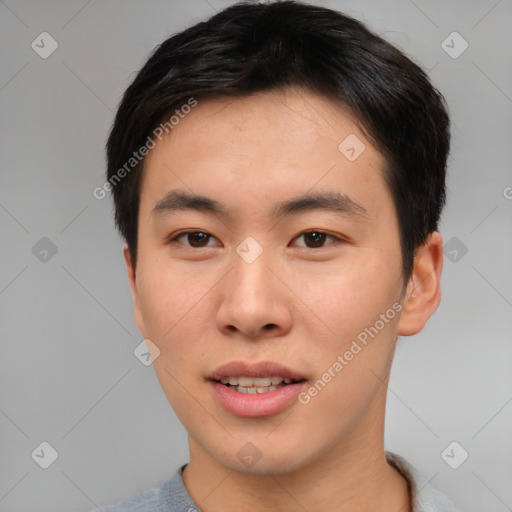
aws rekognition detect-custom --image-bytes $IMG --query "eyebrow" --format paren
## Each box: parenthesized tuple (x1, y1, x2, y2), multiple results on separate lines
(151, 189, 368, 219)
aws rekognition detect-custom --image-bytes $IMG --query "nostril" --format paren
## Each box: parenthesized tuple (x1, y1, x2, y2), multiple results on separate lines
(264, 323, 277, 330)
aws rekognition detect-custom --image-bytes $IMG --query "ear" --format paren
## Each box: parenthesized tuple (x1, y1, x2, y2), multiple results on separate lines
(123, 243, 146, 336)
(397, 231, 443, 336)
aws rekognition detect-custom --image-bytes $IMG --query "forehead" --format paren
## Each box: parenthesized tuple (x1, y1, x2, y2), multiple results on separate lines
(139, 88, 390, 217)
(147, 88, 371, 159)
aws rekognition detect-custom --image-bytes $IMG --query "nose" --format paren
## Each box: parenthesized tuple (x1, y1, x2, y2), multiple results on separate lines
(215, 249, 294, 340)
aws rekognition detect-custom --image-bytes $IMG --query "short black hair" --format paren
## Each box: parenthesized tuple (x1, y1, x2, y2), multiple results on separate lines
(106, 0, 450, 281)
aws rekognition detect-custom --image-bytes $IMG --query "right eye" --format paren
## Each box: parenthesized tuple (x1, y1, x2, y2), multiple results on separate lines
(168, 230, 221, 248)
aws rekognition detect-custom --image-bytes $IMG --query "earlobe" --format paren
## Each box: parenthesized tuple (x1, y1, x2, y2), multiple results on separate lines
(397, 231, 443, 336)
(123, 244, 146, 336)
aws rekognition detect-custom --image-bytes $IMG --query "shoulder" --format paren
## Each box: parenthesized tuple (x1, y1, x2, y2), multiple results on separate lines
(386, 452, 460, 512)
(87, 466, 193, 512)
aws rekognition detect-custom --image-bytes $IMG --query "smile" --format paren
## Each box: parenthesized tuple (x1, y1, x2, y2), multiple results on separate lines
(220, 376, 297, 394)
(209, 362, 308, 417)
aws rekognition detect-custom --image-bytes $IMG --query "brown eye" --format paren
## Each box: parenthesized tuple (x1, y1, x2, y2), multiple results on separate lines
(187, 232, 210, 247)
(293, 231, 338, 248)
(172, 231, 218, 248)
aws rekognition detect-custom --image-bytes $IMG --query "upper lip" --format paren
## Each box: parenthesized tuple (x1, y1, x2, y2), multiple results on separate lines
(209, 361, 307, 382)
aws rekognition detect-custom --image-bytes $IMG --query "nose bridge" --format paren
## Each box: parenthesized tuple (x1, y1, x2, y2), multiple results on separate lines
(215, 238, 293, 338)
(230, 240, 274, 302)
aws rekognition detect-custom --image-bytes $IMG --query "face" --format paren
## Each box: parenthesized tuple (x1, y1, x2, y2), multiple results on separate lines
(124, 88, 441, 475)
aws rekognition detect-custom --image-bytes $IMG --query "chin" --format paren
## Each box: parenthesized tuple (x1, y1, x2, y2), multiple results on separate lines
(214, 444, 316, 477)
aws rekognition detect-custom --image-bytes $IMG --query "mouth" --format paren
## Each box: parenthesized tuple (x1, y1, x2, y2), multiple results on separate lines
(217, 375, 304, 394)
(208, 362, 308, 417)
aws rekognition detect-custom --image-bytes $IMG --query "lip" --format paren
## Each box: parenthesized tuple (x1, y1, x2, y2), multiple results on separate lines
(208, 361, 308, 418)
(209, 361, 307, 381)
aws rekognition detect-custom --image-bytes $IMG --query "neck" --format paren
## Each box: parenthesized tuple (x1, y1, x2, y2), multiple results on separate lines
(182, 403, 411, 512)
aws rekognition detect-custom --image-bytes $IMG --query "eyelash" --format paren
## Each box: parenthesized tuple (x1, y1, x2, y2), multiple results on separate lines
(167, 230, 343, 249)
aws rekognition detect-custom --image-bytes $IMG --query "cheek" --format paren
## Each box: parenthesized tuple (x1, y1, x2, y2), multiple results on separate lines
(136, 259, 214, 348)
(135, 264, 214, 409)
(296, 255, 402, 343)
(296, 270, 401, 430)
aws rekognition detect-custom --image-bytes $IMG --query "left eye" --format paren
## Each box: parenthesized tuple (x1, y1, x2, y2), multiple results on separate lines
(292, 231, 339, 248)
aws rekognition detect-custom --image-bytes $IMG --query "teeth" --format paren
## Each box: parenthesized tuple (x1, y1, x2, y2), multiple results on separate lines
(238, 376, 253, 387)
(253, 377, 271, 387)
(219, 376, 294, 387)
(236, 385, 279, 394)
(217, 375, 300, 394)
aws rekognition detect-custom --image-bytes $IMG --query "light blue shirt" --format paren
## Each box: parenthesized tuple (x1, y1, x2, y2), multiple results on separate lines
(90, 452, 459, 511)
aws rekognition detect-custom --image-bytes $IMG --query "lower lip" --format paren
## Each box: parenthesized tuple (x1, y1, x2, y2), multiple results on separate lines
(210, 381, 307, 418)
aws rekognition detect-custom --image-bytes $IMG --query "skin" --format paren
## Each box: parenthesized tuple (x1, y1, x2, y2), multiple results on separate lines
(123, 87, 443, 512)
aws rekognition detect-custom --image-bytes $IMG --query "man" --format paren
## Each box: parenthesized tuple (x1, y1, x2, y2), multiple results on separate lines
(93, 1, 457, 510)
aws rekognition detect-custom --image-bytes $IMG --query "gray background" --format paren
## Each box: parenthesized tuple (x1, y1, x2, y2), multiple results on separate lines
(1, 0, 511, 510)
